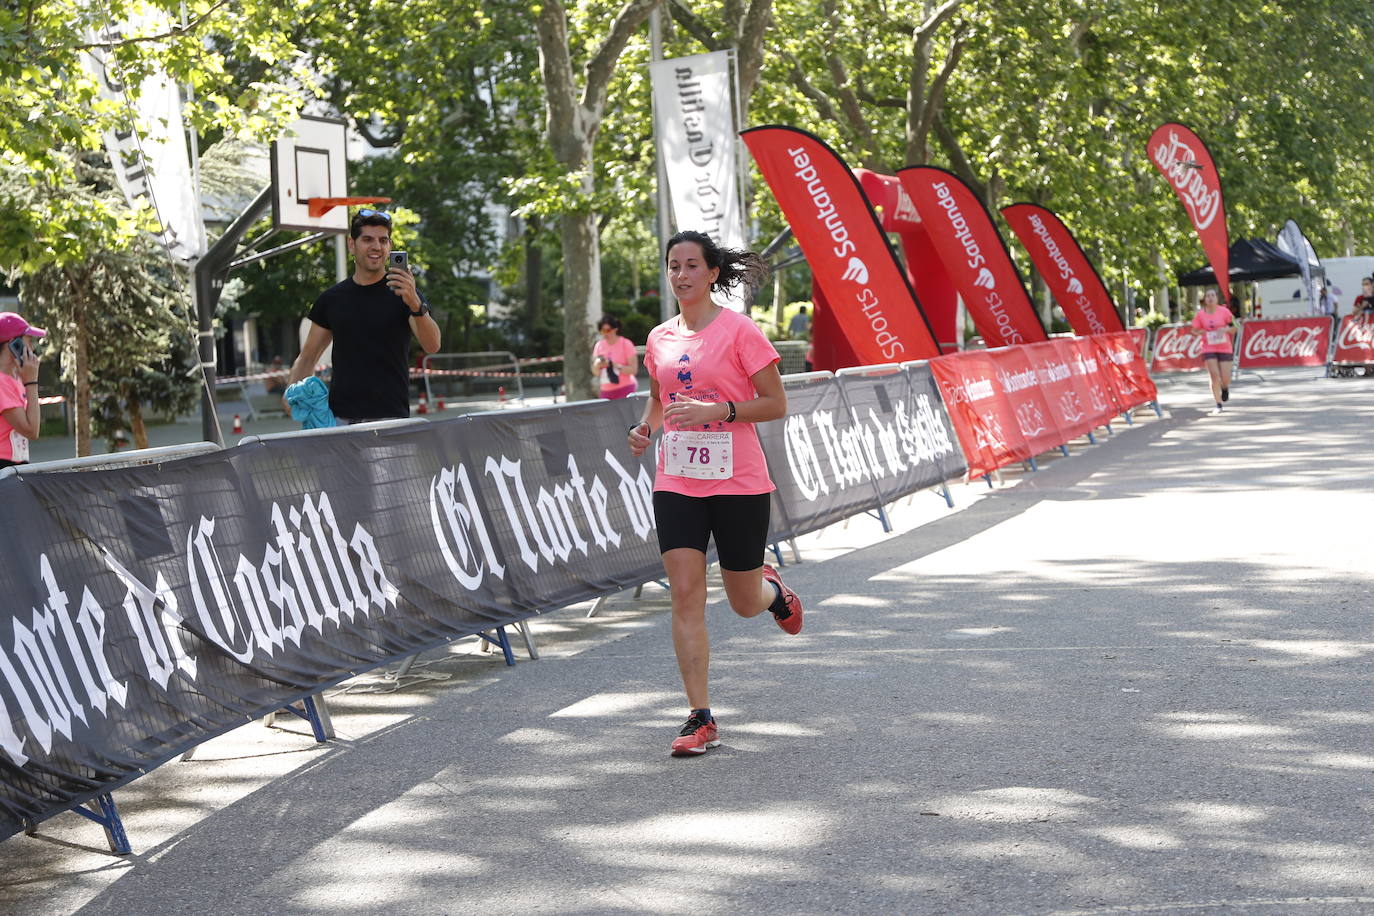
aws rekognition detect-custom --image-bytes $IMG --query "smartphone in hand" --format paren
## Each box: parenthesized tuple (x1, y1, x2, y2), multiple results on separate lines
(389, 251, 409, 273)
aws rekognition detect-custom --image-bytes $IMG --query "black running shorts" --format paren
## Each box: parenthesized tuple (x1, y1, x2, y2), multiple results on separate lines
(1202, 352, 1233, 362)
(652, 491, 771, 572)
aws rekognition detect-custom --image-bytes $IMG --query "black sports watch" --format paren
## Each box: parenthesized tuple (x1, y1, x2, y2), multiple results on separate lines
(408, 302, 430, 318)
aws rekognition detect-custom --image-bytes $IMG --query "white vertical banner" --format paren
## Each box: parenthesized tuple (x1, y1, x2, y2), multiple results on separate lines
(85, 9, 206, 260)
(650, 50, 746, 310)
(1275, 219, 1320, 316)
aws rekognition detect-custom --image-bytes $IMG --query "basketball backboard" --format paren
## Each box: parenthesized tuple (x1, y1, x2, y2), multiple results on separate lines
(271, 115, 349, 233)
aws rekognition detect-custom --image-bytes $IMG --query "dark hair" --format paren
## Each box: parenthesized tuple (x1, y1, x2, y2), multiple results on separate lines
(1363, 277, 1373, 284)
(350, 209, 393, 240)
(597, 314, 621, 331)
(665, 230, 770, 300)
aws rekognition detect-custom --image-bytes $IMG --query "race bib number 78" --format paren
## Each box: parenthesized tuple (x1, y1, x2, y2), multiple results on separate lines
(663, 430, 733, 479)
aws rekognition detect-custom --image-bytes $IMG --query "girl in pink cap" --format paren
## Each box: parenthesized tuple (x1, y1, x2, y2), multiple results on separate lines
(0, 311, 46, 467)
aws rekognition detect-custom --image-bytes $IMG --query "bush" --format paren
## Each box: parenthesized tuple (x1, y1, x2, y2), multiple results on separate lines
(1139, 310, 1170, 330)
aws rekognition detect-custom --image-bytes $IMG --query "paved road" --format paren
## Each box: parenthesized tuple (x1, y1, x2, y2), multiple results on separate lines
(3, 371, 1373, 915)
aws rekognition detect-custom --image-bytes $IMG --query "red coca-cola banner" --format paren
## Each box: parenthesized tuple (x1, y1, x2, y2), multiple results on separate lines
(1333, 316, 1374, 365)
(1236, 316, 1332, 368)
(1150, 323, 1205, 373)
(742, 126, 942, 363)
(991, 346, 1064, 458)
(898, 166, 1048, 348)
(1001, 203, 1124, 335)
(928, 350, 1029, 478)
(1092, 331, 1159, 410)
(1126, 327, 1149, 357)
(1148, 122, 1230, 300)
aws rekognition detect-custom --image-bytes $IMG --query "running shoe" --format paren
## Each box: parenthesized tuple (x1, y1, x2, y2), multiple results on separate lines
(1209, 405, 1224, 415)
(670, 711, 720, 756)
(1221, 387, 1230, 402)
(761, 563, 804, 635)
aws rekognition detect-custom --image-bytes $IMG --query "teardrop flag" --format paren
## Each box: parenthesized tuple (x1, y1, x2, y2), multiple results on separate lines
(742, 126, 942, 364)
(1001, 203, 1124, 335)
(1148, 122, 1230, 300)
(898, 166, 1048, 348)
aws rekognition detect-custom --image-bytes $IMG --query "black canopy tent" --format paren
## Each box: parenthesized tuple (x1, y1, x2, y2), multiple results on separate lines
(1177, 237, 1319, 285)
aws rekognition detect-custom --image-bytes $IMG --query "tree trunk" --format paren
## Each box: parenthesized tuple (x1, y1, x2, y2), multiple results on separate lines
(561, 208, 601, 401)
(128, 391, 149, 449)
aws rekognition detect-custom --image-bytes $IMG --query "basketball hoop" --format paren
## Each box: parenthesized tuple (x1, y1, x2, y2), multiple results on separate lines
(307, 196, 393, 219)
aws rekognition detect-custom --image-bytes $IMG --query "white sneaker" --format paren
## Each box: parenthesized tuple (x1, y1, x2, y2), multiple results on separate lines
(1209, 406, 1223, 415)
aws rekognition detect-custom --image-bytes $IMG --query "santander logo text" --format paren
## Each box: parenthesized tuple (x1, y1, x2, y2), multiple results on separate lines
(932, 180, 1022, 345)
(1152, 130, 1221, 230)
(787, 144, 905, 360)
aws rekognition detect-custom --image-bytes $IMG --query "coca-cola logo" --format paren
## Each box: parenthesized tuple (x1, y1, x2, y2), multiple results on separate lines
(1242, 325, 1323, 361)
(1154, 326, 1203, 360)
(1152, 130, 1221, 230)
(1337, 317, 1374, 351)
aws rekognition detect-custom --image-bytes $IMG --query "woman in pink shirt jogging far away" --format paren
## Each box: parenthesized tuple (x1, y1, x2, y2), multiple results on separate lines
(1189, 288, 1235, 414)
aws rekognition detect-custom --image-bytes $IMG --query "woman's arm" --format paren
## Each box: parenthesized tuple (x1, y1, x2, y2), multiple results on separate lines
(660, 362, 788, 427)
(3, 389, 40, 440)
(627, 377, 662, 457)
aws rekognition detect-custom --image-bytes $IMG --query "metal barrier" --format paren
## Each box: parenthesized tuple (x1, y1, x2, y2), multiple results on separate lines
(420, 351, 526, 406)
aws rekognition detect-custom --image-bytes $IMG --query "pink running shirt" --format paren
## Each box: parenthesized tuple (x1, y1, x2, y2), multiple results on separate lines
(0, 374, 27, 462)
(593, 335, 638, 397)
(644, 308, 780, 497)
(1191, 305, 1235, 353)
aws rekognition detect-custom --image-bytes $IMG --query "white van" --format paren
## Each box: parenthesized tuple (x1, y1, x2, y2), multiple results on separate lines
(1255, 255, 1374, 318)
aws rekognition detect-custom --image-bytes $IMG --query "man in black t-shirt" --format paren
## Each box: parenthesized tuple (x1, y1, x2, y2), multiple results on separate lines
(285, 209, 441, 421)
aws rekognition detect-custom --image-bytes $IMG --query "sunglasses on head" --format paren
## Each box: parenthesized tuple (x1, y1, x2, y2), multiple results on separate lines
(355, 208, 392, 222)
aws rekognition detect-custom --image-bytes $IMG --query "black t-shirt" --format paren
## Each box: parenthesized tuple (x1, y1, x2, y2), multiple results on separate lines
(308, 277, 418, 420)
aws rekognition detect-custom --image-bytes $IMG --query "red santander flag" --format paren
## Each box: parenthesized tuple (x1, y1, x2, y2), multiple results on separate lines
(898, 166, 1048, 348)
(1148, 123, 1231, 300)
(1001, 203, 1124, 335)
(742, 126, 942, 363)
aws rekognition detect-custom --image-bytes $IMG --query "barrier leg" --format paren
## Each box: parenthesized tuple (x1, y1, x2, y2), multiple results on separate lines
(71, 793, 132, 855)
(983, 473, 993, 488)
(1152, 400, 1163, 417)
(476, 627, 516, 666)
(1103, 421, 1113, 436)
(1087, 431, 1098, 445)
(877, 504, 892, 533)
(769, 542, 784, 566)
(276, 693, 334, 742)
(586, 595, 609, 618)
(939, 482, 954, 509)
(1059, 444, 1070, 457)
(392, 653, 419, 679)
(1121, 411, 1134, 426)
(789, 537, 802, 564)
(1027, 457, 1039, 472)
(515, 619, 539, 660)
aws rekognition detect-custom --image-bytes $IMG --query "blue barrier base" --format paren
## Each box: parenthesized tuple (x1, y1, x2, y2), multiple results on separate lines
(34, 793, 132, 855)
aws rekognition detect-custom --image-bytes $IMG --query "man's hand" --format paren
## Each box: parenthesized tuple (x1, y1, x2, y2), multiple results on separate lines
(387, 267, 421, 311)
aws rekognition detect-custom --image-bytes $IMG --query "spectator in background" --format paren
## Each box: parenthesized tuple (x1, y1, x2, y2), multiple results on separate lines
(0, 311, 45, 467)
(592, 314, 638, 400)
(264, 355, 288, 395)
(788, 304, 811, 339)
(1317, 285, 1336, 316)
(1353, 277, 1374, 322)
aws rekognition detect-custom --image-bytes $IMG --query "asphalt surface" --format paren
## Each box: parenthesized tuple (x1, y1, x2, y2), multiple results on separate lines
(3, 369, 1373, 915)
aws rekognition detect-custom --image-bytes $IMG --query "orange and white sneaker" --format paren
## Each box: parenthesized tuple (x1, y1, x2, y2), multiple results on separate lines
(761, 564, 804, 635)
(670, 711, 720, 756)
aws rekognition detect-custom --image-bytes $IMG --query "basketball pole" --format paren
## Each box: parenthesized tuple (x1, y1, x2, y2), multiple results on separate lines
(193, 186, 273, 447)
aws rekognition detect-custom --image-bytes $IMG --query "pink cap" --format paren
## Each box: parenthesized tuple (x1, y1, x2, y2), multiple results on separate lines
(0, 312, 46, 341)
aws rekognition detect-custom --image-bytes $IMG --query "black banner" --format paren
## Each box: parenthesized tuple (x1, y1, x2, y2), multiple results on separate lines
(0, 375, 961, 841)
(761, 363, 965, 540)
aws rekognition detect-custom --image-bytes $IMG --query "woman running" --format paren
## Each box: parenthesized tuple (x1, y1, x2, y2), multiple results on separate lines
(627, 230, 804, 757)
(1190, 288, 1235, 414)
(591, 314, 638, 400)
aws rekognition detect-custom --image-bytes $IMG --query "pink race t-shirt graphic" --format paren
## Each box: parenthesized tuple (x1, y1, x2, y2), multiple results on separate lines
(644, 307, 780, 497)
